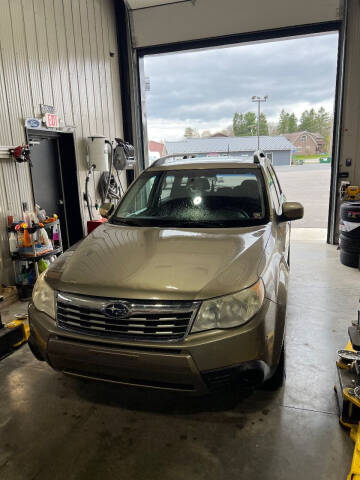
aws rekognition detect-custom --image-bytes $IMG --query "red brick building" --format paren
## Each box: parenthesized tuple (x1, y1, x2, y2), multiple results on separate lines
(283, 131, 326, 155)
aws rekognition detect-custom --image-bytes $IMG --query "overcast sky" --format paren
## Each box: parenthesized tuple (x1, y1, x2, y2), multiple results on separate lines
(144, 32, 339, 142)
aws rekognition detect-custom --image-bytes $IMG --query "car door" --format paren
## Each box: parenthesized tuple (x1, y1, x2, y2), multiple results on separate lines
(267, 163, 290, 264)
(261, 163, 289, 308)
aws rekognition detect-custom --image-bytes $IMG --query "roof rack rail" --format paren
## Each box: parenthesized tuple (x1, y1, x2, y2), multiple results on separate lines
(253, 150, 266, 164)
(152, 150, 265, 167)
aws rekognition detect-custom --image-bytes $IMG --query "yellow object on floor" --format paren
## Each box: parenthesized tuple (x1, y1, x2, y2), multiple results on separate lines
(336, 341, 360, 480)
(6, 319, 30, 347)
(348, 423, 360, 480)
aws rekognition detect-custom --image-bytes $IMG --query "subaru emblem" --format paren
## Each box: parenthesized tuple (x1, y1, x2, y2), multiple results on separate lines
(103, 303, 129, 318)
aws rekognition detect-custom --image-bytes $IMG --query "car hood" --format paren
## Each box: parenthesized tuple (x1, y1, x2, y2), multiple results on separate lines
(46, 223, 271, 301)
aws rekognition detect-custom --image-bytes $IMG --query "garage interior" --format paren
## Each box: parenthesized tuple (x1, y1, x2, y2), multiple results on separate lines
(0, 1, 360, 479)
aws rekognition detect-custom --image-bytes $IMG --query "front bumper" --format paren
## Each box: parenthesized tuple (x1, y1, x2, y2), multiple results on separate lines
(28, 298, 279, 394)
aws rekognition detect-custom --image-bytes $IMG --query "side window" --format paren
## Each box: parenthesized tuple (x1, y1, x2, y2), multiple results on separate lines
(264, 167, 280, 213)
(268, 164, 282, 200)
(266, 152, 273, 164)
(121, 175, 156, 215)
(160, 175, 175, 202)
(180, 176, 188, 186)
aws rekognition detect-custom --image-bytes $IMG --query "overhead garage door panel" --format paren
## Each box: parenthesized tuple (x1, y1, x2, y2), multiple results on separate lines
(127, 0, 187, 8)
(130, 0, 342, 48)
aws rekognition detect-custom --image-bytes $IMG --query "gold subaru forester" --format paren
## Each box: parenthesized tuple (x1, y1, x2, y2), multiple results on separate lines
(29, 153, 303, 393)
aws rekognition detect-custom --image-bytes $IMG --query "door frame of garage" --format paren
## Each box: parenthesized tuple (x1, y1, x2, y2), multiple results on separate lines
(115, 0, 139, 186)
(122, 9, 345, 243)
(327, 4, 348, 244)
(25, 128, 84, 250)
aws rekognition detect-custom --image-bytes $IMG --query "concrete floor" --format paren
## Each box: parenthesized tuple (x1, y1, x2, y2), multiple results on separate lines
(0, 236, 358, 480)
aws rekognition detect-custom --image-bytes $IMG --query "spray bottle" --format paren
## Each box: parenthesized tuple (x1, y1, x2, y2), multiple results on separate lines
(9, 231, 18, 253)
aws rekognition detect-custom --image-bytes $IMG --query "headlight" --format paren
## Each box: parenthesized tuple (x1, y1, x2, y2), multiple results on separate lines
(32, 272, 56, 319)
(191, 279, 265, 333)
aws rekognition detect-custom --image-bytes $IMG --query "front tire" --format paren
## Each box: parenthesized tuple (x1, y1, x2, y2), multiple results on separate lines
(263, 343, 286, 390)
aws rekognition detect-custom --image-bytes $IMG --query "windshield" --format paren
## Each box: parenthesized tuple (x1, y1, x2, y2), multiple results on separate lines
(112, 168, 268, 228)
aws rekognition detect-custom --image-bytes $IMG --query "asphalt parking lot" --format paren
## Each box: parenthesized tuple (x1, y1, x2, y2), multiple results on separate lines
(274, 163, 331, 228)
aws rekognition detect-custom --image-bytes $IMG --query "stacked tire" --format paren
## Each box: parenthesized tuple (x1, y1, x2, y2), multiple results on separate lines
(339, 201, 360, 268)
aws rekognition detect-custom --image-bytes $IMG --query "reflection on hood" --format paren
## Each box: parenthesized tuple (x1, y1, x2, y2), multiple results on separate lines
(46, 223, 270, 301)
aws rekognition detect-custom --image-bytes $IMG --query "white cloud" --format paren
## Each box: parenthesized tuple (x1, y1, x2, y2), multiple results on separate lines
(147, 117, 232, 141)
(144, 32, 339, 141)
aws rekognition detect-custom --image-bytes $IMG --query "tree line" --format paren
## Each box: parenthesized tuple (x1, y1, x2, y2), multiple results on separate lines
(183, 107, 332, 144)
(232, 107, 332, 137)
(276, 107, 332, 137)
(233, 112, 268, 136)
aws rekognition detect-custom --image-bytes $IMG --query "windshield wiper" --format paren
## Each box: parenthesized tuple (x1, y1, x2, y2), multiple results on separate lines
(111, 218, 253, 228)
(111, 218, 143, 226)
(171, 221, 228, 228)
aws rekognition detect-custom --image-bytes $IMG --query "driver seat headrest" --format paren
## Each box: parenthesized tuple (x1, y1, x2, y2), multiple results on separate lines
(189, 177, 211, 192)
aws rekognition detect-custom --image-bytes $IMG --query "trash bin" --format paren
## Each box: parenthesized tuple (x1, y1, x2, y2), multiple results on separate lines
(339, 201, 360, 268)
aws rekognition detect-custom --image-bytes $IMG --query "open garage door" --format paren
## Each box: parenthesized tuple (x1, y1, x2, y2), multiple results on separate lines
(127, 0, 342, 49)
(122, 0, 346, 243)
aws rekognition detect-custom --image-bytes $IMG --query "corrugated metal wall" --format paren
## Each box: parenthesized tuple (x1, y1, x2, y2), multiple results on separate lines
(0, 0, 124, 284)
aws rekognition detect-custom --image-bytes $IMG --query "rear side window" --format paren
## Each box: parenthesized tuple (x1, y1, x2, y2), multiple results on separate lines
(268, 164, 282, 199)
(160, 175, 175, 202)
(264, 166, 281, 213)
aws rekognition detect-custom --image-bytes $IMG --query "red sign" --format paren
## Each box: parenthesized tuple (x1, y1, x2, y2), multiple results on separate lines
(45, 113, 58, 128)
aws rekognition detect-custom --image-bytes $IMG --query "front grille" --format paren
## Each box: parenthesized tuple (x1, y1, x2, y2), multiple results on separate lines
(56, 292, 200, 342)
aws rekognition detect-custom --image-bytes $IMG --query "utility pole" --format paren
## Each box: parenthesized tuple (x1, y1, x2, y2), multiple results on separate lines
(251, 96, 268, 150)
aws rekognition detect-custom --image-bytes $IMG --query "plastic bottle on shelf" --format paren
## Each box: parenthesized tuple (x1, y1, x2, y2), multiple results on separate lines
(18, 265, 28, 285)
(9, 232, 18, 253)
(17, 229, 24, 248)
(39, 227, 50, 246)
(24, 212, 31, 227)
(52, 225, 59, 246)
(35, 204, 46, 223)
(22, 202, 32, 228)
(23, 224, 32, 248)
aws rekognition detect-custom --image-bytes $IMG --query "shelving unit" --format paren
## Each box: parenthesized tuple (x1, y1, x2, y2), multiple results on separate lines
(8, 219, 63, 300)
(11, 246, 63, 262)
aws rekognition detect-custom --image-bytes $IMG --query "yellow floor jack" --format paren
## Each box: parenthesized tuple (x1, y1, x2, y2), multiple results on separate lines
(335, 308, 360, 480)
(0, 312, 30, 360)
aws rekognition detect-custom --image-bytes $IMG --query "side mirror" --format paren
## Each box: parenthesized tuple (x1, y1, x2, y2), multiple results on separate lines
(279, 202, 304, 222)
(99, 202, 114, 218)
